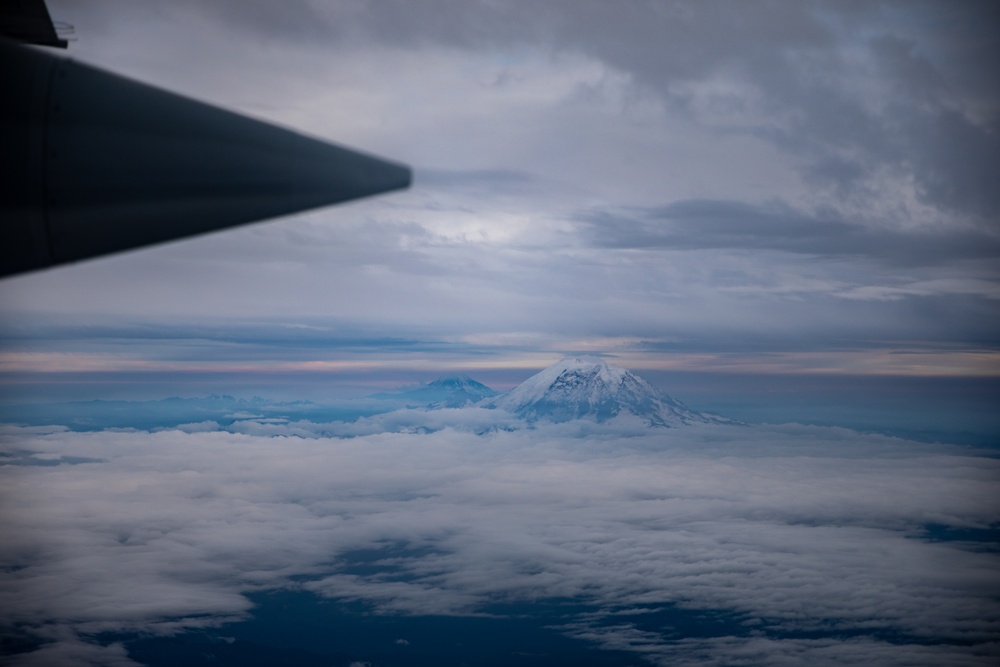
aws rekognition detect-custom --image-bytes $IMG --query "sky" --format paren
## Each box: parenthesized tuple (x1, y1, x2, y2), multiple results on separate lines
(0, 0, 998, 404)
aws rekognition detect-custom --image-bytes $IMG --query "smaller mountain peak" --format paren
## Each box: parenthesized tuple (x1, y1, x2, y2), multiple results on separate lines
(370, 374, 498, 408)
(427, 375, 481, 388)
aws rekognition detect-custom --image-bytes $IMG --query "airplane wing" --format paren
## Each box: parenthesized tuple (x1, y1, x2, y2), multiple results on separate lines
(0, 2, 411, 279)
(0, 0, 67, 48)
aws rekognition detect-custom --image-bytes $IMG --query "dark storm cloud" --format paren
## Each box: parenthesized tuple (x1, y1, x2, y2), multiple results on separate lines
(165, 0, 1000, 222)
(535, 1, 1000, 223)
(580, 200, 1000, 266)
(48, 0, 1000, 228)
(852, 33, 1000, 220)
(180, 0, 833, 71)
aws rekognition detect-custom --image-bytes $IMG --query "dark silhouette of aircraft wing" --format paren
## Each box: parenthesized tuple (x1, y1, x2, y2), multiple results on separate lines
(0, 1, 411, 279)
(0, 0, 67, 48)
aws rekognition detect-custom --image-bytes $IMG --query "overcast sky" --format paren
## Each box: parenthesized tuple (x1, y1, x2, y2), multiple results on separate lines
(1, 0, 998, 389)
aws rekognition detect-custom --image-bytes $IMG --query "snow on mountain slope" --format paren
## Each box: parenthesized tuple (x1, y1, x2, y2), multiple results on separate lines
(485, 357, 726, 427)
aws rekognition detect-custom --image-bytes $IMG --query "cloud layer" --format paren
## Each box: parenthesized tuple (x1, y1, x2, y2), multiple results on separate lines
(0, 1, 996, 381)
(2, 418, 998, 665)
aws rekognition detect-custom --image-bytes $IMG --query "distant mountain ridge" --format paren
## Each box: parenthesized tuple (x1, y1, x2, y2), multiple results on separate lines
(485, 357, 726, 427)
(370, 375, 498, 408)
(2, 361, 725, 433)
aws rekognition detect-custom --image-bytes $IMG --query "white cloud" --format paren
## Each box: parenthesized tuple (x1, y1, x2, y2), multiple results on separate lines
(225, 406, 525, 438)
(2, 1, 994, 373)
(1, 420, 997, 665)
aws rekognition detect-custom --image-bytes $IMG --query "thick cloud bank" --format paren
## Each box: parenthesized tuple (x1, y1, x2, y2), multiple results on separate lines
(1, 420, 998, 666)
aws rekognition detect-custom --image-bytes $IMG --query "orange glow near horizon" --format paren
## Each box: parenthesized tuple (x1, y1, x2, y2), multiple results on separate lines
(2, 347, 998, 380)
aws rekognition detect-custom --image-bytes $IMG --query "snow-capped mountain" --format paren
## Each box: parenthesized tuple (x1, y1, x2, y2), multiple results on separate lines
(371, 375, 499, 408)
(485, 357, 725, 427)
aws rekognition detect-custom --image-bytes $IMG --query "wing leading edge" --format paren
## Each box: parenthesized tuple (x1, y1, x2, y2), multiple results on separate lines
(0, 6, 411, 278)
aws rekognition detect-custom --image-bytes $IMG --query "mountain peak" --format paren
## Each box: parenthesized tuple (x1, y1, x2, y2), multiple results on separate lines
(426, 375, 483, 389)
(371, 375, 498, 408)
(486, 357, 720, 427)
